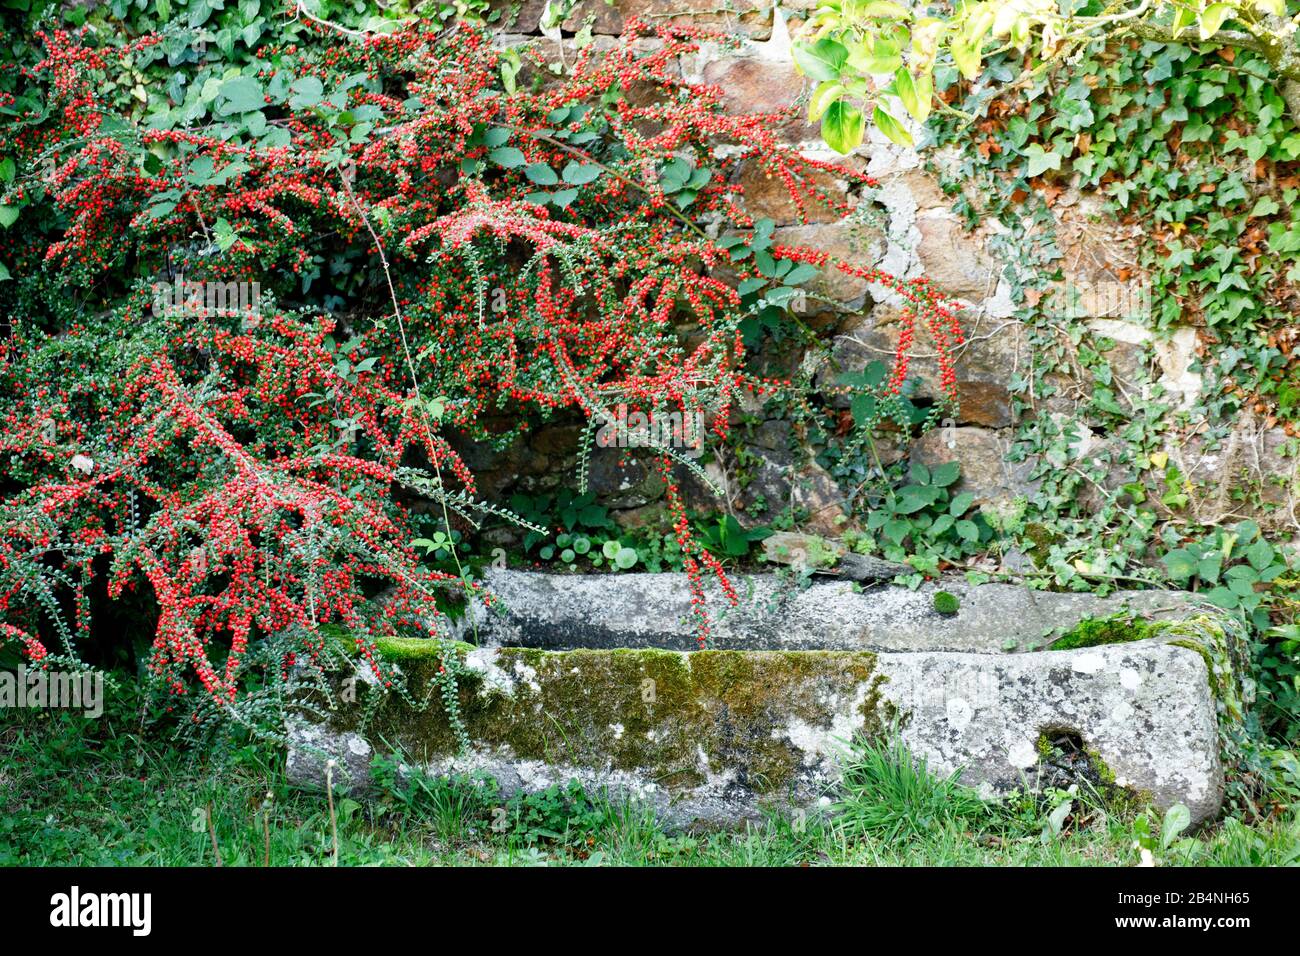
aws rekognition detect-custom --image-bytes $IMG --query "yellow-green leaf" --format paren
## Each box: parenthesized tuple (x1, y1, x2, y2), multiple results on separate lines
(859, 0, 910, 17)
(808, 80, 846, 122)
(1199, 3, 1234, 39)
(893, 68, 924, 123)
(872, 104, 913, 147)
(793, 37, 849, 82)
(951, 37, 982, 80)
(823, 100, 866, 154)
(1253, 0, 1283, 15)
(1170, 4, 1197, 36)
(895, 67, 933, 123)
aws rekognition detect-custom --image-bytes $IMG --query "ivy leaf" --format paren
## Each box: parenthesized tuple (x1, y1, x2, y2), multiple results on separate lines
(1023, 143, 1062, 177)
(823, 101, 866, 154)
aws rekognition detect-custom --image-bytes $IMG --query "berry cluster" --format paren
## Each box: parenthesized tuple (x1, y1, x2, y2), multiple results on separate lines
(0, 17, 961, 721)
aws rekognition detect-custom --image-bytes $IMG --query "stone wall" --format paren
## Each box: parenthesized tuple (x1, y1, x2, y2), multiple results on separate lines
(468, 3, 1300, 547)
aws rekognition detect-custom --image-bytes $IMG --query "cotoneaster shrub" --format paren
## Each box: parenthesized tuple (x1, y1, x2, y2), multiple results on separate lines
(0, 12, 962, 734)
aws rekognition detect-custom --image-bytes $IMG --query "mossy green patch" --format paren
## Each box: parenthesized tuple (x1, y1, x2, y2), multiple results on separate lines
(332, 646, 885, 796)
(1050, 613, 1155, 650)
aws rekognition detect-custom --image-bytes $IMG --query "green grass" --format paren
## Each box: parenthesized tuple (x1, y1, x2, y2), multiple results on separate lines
(2, 689, 1298, 867)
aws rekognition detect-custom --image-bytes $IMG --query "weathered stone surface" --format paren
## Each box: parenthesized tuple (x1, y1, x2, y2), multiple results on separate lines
(821, 308, 1027, 427)
(286, 572, 1228, 827)
(459, 569, 1197, 653)
(761, 531, 908, 581)
(771, 220, 886, 307)
(881, 641, 1224, 825)
(911, 427, 1035, 504)
(731, 160, 846, 225)
(501, 0, 775, 38)
(698, 55, 819, 140)
(792, 461, 848, 534)
(285, 716, 374, 793)
(914, 213, 1001, 301)
(1171, 411, 1300, 530)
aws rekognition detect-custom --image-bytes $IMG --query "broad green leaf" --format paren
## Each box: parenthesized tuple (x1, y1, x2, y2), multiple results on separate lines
(823, 100, 866, 154)
(872, 104, 913, 147)
(793, 37, 849, 82)
(0, 205, 18, 228)
(931, 461, 960, 487)
(949, 491, 975, 516)
(895, 68, 931, 123)
(561, 162, 602, 185)
(217, 76, 264, 115)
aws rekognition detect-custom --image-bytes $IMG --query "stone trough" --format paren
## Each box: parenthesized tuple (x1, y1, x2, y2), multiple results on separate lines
(287, 570, 1237, 828)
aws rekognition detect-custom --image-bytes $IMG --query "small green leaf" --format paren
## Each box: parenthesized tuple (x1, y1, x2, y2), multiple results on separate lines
(1023, 143, 1062, 177)
(561, 162, 602, 185)
(931, 461, 960, 487)
(524, 163, 558, 185)
(489, 147, 527, 168)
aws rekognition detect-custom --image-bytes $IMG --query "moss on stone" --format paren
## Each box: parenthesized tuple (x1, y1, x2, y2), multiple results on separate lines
(336, 646, 885, 796)
(933, 591, 960, 615)
(1050, 613, 1155, 650)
